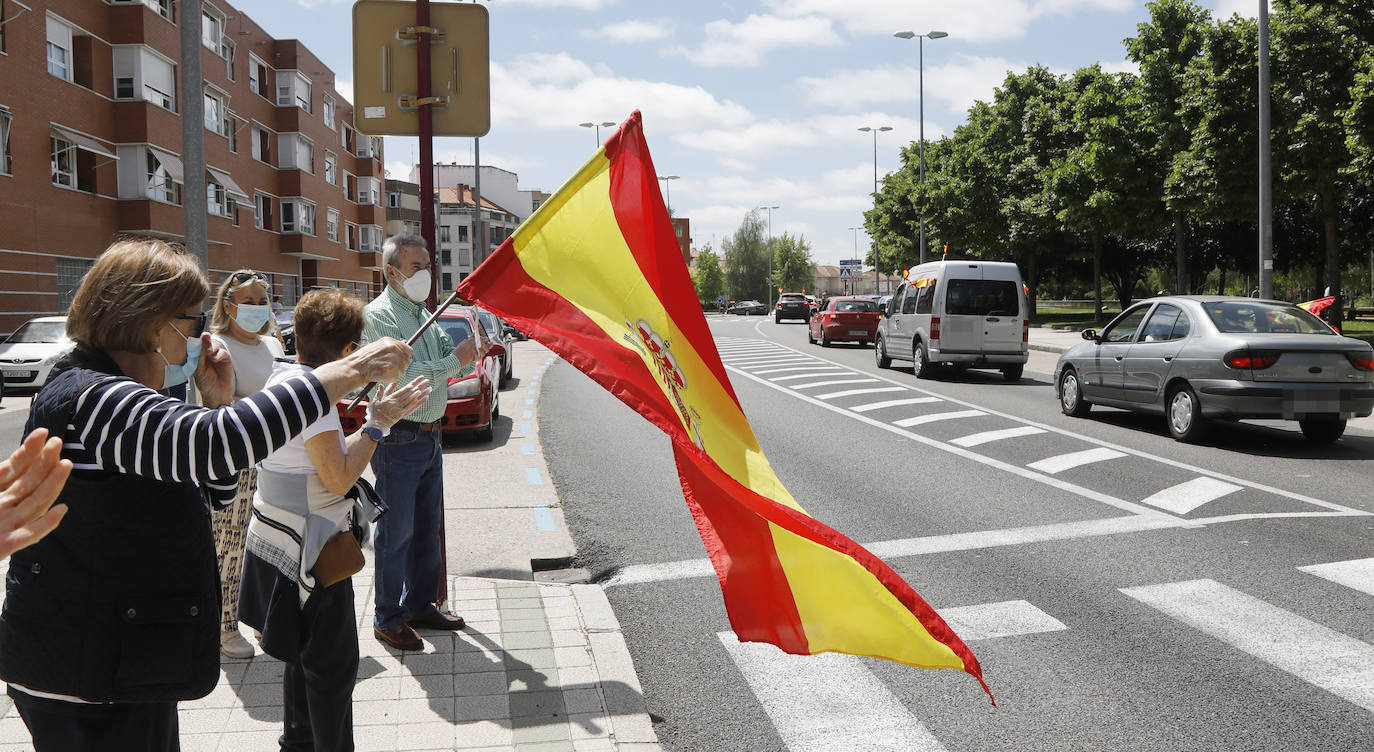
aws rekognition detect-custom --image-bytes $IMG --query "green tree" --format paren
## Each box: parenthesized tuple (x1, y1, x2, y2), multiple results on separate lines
(771, 233, 816, 293)
(722, 211, 769, 303)
(692, 244, 725, 305)
(1126, 0, 1212, 293)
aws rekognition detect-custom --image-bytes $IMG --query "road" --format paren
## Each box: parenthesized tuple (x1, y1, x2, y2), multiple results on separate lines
(543, 315, 1374, 752)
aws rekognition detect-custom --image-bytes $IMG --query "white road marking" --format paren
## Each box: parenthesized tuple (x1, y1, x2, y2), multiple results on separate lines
(936, 600, 1068, 641)
(1121, 579, 1374, 713)
(1298, 558, 1374, 597)
(717, 633, 948, 752)
(769, 371, 851, 382)
(712, 337, 1366, 522)
(1139, 477, 1244, 515)
(815, 386, 908, 400)
(851, 397, 942, 412)
(792, 378, 880, 390)
(727, 357, 815, 367)
(950, 426, 1046, 448)
(1027, 447, 1127, 474)
(893, 410, 987, 428)
(753, 365, 854, 375)
(607, 515, 1188, 588)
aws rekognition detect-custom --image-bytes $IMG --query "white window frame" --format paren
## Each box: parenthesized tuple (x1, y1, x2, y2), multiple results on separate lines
(344, 221, 358, 251)
(251, 123, 272, 164)
(254, 192, 275, 231)
(144, 148, 181, 204)
(0, 107, 11, 176)
(280, 198, 315, 235)
(322, 95, 334, 129)
(201, 4, 224, 56)
(203, 86, 230, 137)
(323, 150, 337, 185)
(51, 135, 74, 187)
(46, 15, 73, 81)
(326, 208, 339, 242)
(343, 171, 357, 203)
(206, 180, 228, 216)
(275, 70, 311, 112)
(248, 53, 270, 98)
(388, 190, 401, 209)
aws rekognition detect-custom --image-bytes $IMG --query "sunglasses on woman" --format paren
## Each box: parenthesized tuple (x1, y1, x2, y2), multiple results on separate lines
(175, 312, 209, 337)
(232, 271, 267, 284)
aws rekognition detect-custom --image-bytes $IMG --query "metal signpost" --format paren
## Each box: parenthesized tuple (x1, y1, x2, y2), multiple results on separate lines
(352, 0, 490, 604)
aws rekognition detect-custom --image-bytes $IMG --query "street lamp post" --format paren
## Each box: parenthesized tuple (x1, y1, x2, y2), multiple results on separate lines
(579, 121, 617, 148)
(857, 126, 892, 295)
(1257, 2, 1273, 299)
(894, 29, 948, 266)
(848, 225, 862, 295)
(658, 175, 679, 214)
(757, 205, 779, 307)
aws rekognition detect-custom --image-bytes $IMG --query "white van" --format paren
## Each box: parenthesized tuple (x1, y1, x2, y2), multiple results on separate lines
(873, 260, 1029, 381)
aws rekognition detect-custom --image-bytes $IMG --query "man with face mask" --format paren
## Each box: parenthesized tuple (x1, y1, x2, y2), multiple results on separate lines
(363, 235, 479, 650)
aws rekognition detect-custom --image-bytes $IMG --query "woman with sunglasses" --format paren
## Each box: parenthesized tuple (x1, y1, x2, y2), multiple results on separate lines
(0, 238, 415, 751)
(206, 269, 284, 659)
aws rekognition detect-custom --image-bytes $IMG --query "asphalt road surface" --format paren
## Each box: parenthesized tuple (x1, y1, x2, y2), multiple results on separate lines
(543, 315, 1374, 752)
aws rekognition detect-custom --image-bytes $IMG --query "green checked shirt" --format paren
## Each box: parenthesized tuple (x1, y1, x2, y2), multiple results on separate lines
(362, 285, 473, 423)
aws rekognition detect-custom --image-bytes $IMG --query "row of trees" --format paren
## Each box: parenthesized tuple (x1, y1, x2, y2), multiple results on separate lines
(865, 0, 1374, 320)
(692, 210, 817, 304)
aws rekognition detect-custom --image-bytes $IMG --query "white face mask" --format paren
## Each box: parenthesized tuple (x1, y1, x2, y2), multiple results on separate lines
(394, 268, 432, 303)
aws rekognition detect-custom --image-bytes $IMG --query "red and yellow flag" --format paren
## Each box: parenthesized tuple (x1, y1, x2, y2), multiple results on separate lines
(457, 112, 990, 700)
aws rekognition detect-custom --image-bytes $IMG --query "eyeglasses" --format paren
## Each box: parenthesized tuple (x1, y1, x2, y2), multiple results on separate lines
(174, 312, 209, 337)
(232, 271, 267, 284)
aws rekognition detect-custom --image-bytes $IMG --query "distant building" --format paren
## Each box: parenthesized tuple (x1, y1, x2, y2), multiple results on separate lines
(434, 185, 519, 291)
(0, 0, 385, 334)
(411, 163, 543, 222)
(670, 217, 691, 265)
(813, 265, 900, 297)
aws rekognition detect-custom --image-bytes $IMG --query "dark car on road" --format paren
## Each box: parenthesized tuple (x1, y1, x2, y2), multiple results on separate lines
(774, 292, 811, 323)
(728, 300, 767, 315)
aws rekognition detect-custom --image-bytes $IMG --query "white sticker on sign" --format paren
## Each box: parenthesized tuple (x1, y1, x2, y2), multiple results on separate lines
(364, 106, 386, 119)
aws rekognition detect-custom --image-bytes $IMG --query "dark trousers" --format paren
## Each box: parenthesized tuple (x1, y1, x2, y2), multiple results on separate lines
(281, 577, 359, 752)
(8, 688, 178, 752)
(370, 426, 445, 629)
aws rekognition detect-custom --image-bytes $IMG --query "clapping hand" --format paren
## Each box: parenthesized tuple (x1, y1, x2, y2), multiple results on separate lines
(193, 333, 235, 407)
(365, 376, 432, 428)
(0, 429, 72, 559)
(351, 338, 414, 385)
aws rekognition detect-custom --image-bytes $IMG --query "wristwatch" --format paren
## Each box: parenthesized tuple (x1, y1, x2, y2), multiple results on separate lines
(361, 425, 385, 442)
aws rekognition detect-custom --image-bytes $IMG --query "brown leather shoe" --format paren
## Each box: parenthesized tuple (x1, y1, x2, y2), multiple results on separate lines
(403, 609, 465, 631)
(373, 623, 423, 651)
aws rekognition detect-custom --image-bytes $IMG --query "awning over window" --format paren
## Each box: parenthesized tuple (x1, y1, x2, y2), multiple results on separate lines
(207, 166, 249, 203)
(50, 125, 117, 160)
(149, 147, 184, 182)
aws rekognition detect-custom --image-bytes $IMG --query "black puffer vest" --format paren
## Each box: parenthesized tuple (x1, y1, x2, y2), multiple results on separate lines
(0, 346, 220, 702)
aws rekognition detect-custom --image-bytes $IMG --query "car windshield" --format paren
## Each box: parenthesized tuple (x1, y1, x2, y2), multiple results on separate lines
(477, 311, 500, 339)
(780, 295, 805, 303)
(1204, 301, 1334, 335)
(274, 310, 294, 325)
(835, 300, 877, 312)
(440, 319, 475, 343)
(7, 321, 66, 343)
(944, 280, 1020, 317)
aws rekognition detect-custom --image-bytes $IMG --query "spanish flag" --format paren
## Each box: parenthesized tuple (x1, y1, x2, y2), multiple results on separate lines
(456, 112, 990, 700)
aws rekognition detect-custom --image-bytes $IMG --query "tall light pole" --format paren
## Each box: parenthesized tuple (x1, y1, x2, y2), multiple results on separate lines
(757, 205, 779, 307)
(658, 175, 679, 214)
(894, 29, 948, 267)
(1257, 2, 1273, 299)
(579, 121, 616, 148)
(858, 126, 892, 295)
(848, 225, 862, 295)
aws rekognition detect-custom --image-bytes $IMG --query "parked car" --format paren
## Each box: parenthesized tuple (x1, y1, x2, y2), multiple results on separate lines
(475, 306, 515, 388)
(1054, 296, 1374, 443)
(338, 307, 505, 442)
(808, 296, 881, 346)
(728, 300, 767, 315)
(0, 316, 71, 391)
(274, 310, 296, 355)
(774, 292, 810, 323)
(874, 260, 1029, 381)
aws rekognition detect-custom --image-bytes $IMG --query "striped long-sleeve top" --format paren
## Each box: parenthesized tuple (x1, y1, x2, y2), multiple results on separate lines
(63, 371, 331, 505)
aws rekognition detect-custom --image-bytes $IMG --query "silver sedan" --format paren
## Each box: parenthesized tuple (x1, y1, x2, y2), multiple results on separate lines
(1054, 296, 1374, 443)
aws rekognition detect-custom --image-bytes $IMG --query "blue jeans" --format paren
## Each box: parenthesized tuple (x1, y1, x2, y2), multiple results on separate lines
(370, 425, 445, 629)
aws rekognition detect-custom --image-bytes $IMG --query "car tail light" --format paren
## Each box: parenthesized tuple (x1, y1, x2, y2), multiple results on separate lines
(930, 316, 941, 341)
(1224, 350, 1279, 369)
(1022, 321, 1029, 343)
(1347, 353, 1374, 371)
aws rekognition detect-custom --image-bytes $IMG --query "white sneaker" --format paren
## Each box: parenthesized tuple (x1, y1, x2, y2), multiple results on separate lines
(220, 630, 255, 659)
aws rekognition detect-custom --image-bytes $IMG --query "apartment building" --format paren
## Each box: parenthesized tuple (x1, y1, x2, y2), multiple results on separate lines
(0, 0, 385, 335)
(434, 184, 517, 291)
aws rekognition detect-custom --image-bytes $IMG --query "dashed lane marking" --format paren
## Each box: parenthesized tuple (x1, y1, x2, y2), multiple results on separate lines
(1297, 558, 1374, 597)
(950, 426, 1047, 448)
(936, 600, 1067, 641)
(893, 410, 987, 428)
(1139, 477, 1244, 515)
(1121, 579, 1374, 713)
(769, 371, 851, 382)
(752, 365, 858, 375)
(851, 397, 941, 412)
(815, 387, 908, 400)
(791, 378, 880, 391)
(1027, 447, 1127, 474)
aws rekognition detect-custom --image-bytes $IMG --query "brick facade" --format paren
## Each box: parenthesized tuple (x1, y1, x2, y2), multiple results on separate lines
(0, 0, 384, 335)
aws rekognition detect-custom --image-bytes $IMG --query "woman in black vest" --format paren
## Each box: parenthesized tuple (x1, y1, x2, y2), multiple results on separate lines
(0, 238, 414, 752)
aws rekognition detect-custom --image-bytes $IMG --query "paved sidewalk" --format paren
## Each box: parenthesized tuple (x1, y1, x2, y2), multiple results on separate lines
(0, 340, 663, 752)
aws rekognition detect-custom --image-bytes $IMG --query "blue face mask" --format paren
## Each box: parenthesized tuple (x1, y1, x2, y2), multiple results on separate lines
(233, 303, 271, 333)
(159, 327, 202, 390)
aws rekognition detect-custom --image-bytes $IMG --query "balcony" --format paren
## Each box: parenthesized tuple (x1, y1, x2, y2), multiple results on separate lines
(279, 233, 338, 260)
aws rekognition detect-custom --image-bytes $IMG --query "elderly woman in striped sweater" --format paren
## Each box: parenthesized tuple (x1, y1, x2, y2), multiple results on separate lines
(0, 238, 413, 752)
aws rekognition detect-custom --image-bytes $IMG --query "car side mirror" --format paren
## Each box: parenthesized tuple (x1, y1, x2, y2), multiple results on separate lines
(1081, 328, 1098, 342)
(486, 342, 507, 358)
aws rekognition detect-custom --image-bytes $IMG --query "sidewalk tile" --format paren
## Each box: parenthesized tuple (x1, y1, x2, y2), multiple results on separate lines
(397, 696, 455, 724)
(452, 719, 516, 749)
(353, 675, 401, 701)
(510, 720, 572, 745)
(177, 707, 231, 735)
(178, 733, 217, 752)
(217, 729, 281, 750)
(506, 647, 556, 670)
(550, 630, 587, 648)
(353, 699, 403, 726)
(224, 705, 281, 732)
(399, 721, 457, 749)
(572, 741, 617, 752)
(353, 724, 398, 752)
(514, 739, 574, 752)
(403, 651, 455, 675)
(503, 630, 554, 650)
(566, 712, 611, 741)
(400, 671, 455, 699)
(562, 688, 605, 715)
(455, 694, 510, 722)
(507, 689, 565, 719)
(456, 670, 511, 697)
(553, 646, 592, 668)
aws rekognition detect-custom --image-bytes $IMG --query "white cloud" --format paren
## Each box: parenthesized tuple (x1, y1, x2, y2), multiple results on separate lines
(1099, 59, 1140, 76)
(583, 19, 673, 43)
(717, 157, 753, 173)
(496, 0, 616, 9)
(762, 0, 1130, 44)
(674, 14, 841, 68)
(334, 74, 353, 104)
(798, 55, 1029, 116)
(293, 0, 347, 8)
(1211, 0, 1271, 19)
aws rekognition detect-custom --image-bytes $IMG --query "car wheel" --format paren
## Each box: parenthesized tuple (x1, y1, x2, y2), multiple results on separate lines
(875, 334, 891, 368)
(1001, 364, 1024, 382)
(807, 327, 815, 344)
(1165, 383, 1209, 442)
(1299, 417, 1346, 443)
(774, 314, 782, 323)
(1059, 368, 1091, 417)
(913, 341, 932, 379)
(819, 328, 830, 347)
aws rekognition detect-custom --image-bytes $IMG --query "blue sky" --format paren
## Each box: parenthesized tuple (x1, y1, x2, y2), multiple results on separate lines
(233, 0, 1259, 266)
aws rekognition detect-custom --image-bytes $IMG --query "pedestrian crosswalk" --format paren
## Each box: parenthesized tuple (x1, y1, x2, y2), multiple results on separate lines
(720, 558, 1374, 751)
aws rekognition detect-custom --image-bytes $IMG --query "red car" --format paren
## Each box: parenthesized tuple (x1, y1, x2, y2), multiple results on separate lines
(808, 296, 881, 346)
(339, 307, 505, 441)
